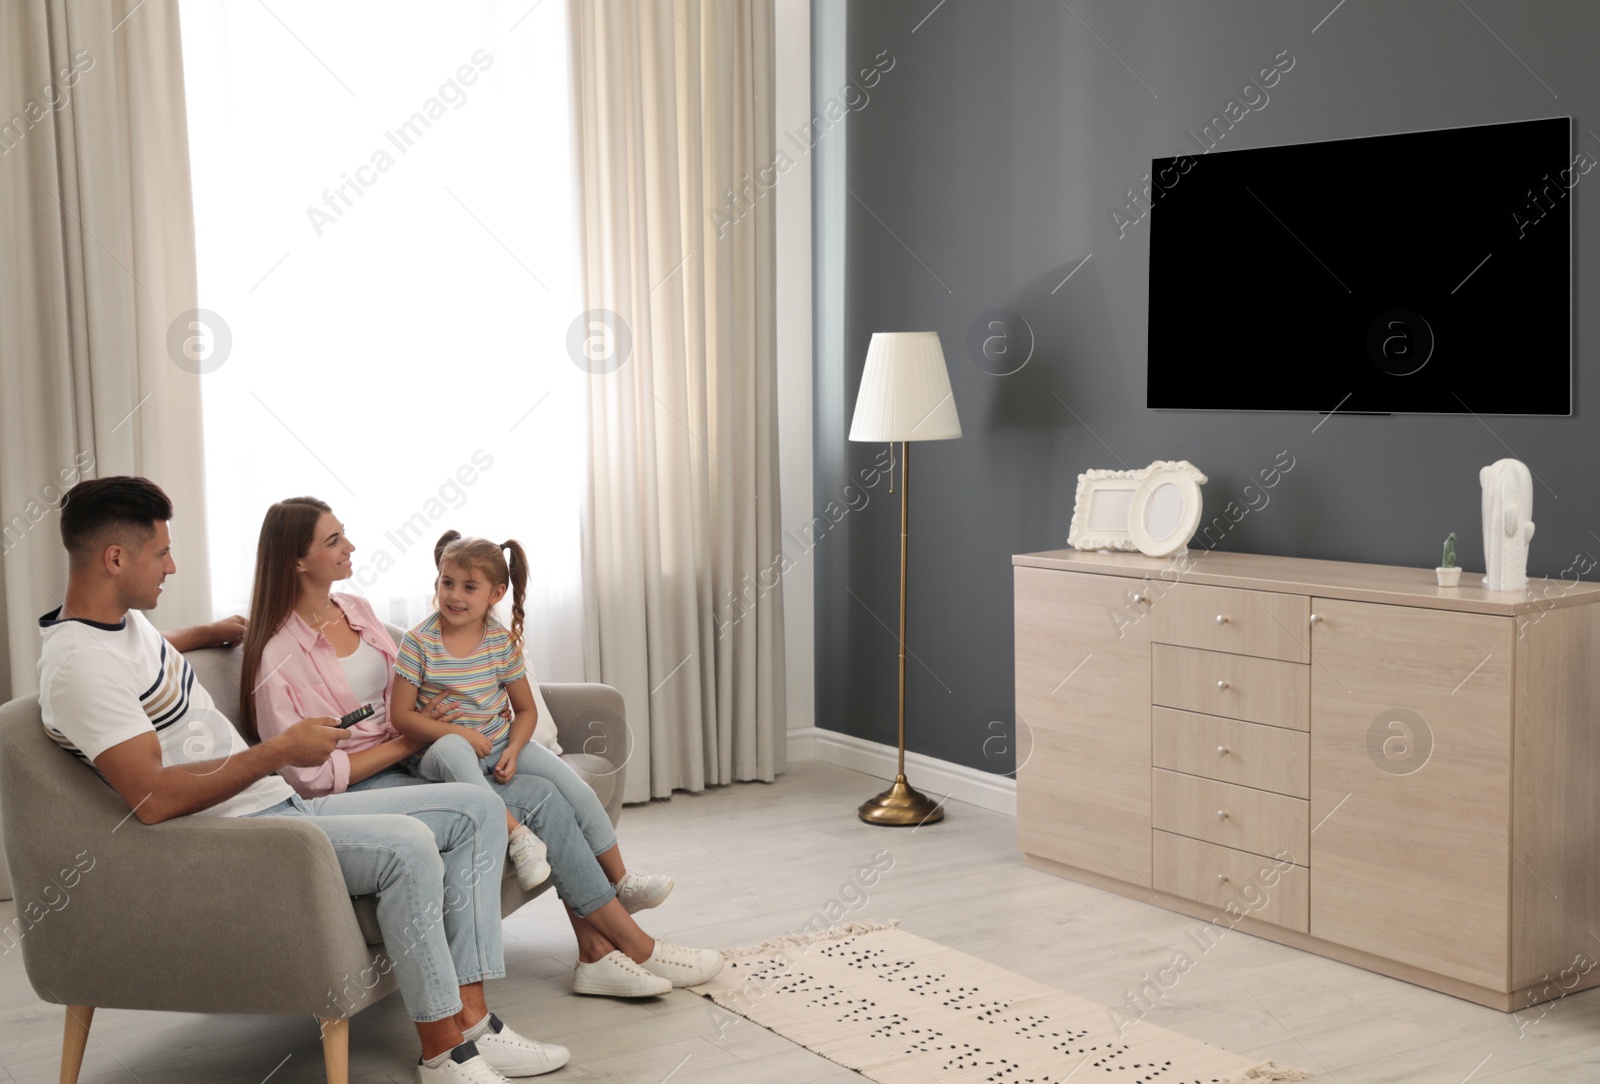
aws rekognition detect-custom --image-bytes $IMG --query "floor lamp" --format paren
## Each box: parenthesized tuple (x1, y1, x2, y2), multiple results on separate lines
(848, 331, 963, 826)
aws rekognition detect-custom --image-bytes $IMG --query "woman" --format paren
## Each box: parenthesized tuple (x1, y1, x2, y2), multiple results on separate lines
(239, 497, 723, 998)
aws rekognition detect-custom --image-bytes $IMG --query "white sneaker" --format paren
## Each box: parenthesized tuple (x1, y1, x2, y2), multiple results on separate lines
(639, 940, 724, 987)
(417, 1041, 516, 1084)
(572, 950, 672, 997)
(471, 1015, 571, 1078)
(508, 827, 551, 891)
(615, 872, 674, 914)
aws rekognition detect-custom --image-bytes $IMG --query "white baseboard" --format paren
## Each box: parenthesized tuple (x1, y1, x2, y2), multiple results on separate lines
(788, 727, 1016, 817)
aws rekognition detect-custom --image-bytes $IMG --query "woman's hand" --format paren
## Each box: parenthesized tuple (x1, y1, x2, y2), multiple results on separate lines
(421, 692, 465, 724)
(458, 726, 494, 758)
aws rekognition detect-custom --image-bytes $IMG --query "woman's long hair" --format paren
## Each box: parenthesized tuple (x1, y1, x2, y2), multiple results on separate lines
(239, 497, 332, 742)
(432, 530, 529, 653)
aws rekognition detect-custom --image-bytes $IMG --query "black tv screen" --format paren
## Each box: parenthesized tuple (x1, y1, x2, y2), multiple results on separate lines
(1147, 117, 1572, 414)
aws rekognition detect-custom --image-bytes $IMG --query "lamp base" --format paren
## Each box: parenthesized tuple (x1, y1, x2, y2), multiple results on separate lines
(858, 775, 945, 826)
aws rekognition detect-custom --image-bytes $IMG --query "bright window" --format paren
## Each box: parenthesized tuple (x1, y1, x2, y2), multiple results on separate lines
(179, 1, 586, 680)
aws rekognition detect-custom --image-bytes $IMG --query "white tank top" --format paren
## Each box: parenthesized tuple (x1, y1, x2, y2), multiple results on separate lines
(336, 638, 390, 730)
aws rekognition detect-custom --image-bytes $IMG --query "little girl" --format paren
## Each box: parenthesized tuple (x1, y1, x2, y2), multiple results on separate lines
(391, 531, 675, 917)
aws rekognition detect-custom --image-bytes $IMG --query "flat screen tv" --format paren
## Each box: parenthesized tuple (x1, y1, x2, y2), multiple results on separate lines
(1147, 117, 1572, 414)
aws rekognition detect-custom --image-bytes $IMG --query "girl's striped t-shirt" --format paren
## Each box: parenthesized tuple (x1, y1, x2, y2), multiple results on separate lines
(394, 612, 524, 744)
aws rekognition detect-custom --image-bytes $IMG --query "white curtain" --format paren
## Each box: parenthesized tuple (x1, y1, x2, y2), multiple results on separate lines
(570, 0, 786, 801)
(177, 1, 586, 685)
(0, 0, 212, 704)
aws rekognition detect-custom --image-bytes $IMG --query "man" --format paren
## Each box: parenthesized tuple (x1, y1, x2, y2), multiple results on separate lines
(37, 476, 567, 1082)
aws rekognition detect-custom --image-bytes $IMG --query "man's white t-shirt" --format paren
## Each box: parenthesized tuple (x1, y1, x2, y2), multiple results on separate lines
(38, 607, 294, 818)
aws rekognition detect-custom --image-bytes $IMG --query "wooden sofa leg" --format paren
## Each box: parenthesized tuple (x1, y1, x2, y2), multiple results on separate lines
(59, 1005, 94, 1084)
(319, 1016, 350, 1084)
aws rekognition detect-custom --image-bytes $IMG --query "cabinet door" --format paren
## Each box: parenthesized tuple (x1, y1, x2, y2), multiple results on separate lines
(1309, 598, 1513, 990)
(1016, 567, 1152, 885)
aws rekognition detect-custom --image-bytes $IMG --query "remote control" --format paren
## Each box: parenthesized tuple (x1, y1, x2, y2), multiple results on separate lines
(337, 704, 375, 729)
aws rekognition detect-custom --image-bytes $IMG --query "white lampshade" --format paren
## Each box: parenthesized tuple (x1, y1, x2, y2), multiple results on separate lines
(848, 331, 963, 442)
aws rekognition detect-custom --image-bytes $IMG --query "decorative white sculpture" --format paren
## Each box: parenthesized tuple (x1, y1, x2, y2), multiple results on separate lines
(1480, 458, 1535, 593)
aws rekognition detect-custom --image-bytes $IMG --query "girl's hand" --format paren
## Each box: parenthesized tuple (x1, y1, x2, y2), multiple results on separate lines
(493, 749, 518, 783)
(459, 727, 493, 758)
(421, 692, 464, 724)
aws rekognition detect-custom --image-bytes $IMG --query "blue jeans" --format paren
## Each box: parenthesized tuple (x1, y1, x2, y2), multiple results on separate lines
(413, 733, 619, 917)
(243, 783, 506, 1023)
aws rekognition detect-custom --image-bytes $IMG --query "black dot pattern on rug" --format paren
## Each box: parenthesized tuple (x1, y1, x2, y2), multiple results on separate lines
(714, 945, 1255, 1083)
(899, 972, 952, 995)
(836, 1000, 884, 1024)
(1012, 1014, 1073, 1040)
(820, 942, 888, 967)
(806, 984, 852, 1009)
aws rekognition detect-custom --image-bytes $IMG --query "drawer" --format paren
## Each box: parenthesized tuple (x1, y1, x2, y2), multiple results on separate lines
(1153, 831, 1308, 933)
(1152, 707, 1308, 797)
(1152, 644, 1309, 730)
(1151, 582, 1310, 663)
(1152, 769, 1308, 863)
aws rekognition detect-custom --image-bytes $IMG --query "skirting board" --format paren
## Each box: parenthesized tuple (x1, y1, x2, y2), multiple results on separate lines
(788, 727, 1016, 817)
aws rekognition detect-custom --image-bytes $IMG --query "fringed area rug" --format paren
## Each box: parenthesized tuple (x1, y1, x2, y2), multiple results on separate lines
(691, 922, 1308, 1084)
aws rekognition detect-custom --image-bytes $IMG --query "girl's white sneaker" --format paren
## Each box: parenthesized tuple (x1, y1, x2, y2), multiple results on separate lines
(615, 871, 674, 913)
(507, 826, 551, 890)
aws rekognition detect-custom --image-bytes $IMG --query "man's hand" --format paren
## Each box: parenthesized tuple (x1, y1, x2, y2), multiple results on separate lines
(162, 614, 250, 654)
(209, 614, 249, 647)
(270, 716, 351, 768)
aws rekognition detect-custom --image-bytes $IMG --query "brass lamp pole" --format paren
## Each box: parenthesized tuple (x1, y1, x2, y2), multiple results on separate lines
(848, 332, 962, 826)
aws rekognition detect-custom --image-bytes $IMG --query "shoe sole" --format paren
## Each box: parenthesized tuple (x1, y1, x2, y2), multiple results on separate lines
(571, 979, 671, 998)
(515, 861, 552, 891)
(485, 1050, 571, 1078)
(620, 881, 674, 914)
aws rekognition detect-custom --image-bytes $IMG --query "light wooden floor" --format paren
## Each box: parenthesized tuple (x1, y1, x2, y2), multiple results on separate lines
(3, 760, 1600, 1083)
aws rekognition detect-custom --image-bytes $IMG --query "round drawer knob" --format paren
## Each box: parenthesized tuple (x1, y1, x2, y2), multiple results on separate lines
(1310, 613, 1322, 625)
(1216, 614, 1229, 625)
(1217, 810, 1229, 820)
(1217, 680, 1229, 691)
(1216, 874, 1229, 885)
(1132, 592, 1146, 605)
(1217, 745, 1229, 757)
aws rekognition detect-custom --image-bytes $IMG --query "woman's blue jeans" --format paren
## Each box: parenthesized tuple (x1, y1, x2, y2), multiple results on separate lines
(359, 734, 620, 918)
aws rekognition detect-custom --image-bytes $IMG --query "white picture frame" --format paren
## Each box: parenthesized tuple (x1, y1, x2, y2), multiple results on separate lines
(1128, 468, 1204, 557)
(1068, 470, 1144, 551)
(1069, 460, 1209, 554)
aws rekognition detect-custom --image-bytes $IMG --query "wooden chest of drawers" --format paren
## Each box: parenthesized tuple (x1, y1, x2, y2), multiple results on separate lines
(1014, 548, 1600, 1011)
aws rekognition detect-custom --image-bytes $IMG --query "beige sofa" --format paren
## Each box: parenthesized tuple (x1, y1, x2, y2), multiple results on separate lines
(0, 631, 628, 1084)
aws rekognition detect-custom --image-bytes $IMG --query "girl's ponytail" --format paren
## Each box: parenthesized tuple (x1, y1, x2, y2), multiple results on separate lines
(502, 539, 529, 652)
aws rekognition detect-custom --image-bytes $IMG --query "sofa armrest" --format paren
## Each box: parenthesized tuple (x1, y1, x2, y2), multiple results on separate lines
(541, 682, 628, 770)
(11, 811, 386, 1017)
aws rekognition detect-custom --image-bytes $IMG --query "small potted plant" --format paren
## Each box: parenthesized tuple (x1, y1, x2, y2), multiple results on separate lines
(1437, 532, 1461, 587)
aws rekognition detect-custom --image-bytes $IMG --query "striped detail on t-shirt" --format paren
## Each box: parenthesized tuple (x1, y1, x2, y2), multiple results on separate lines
(142, 641, 197, 731)
(394, 613, 524, 745)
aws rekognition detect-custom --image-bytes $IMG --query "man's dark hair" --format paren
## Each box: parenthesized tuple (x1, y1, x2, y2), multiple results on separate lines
(59, 476, 173, 562)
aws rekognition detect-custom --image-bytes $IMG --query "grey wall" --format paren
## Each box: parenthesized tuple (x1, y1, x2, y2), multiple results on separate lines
(812, 0, 1600, 774)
